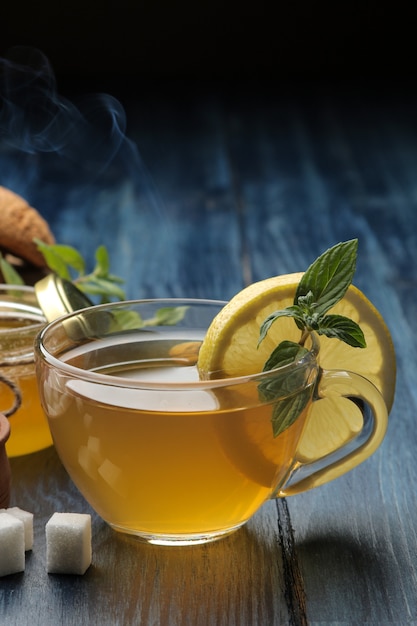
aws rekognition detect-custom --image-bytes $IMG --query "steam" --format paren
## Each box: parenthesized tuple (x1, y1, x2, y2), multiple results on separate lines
(0, 47, 166, 296)
(1, 48, 139, 174)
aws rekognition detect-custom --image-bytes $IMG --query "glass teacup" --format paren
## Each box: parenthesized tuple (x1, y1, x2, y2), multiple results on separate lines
(34, 299, 388, 545)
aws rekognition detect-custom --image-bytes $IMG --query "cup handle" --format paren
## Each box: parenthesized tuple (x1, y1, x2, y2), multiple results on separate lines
(277, 368, 389, 496)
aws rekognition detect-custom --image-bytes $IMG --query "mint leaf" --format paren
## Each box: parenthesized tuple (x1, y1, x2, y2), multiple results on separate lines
(0, 254, 25, 285)
(138, 306, 189, 327)
(258, 240, 360, 342)
(263, 340, 308, 371)
(34, 245, 72, 280)
(77, 276, 126, 301)
(259, 239, 362, 342)
(109, 310, 144, 332)
(154, 306, 189, 326)
(34, 240, 86, 277)
(258, 306, 304, 346)
(295, 239, 358, 318)
(94, 245, 110, 277)
(270, 385, 313, 438)
(259, 341, 312, 437)
(35, 239, 126, 303)
(317, 314, 366, 347)
(108, 306, 189, 333)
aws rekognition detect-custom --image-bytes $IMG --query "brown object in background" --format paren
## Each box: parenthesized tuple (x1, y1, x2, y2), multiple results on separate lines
(0, 186, 55, 268)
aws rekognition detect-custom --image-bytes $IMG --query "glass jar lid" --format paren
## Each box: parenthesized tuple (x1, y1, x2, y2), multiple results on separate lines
(34, 274, 93, 322)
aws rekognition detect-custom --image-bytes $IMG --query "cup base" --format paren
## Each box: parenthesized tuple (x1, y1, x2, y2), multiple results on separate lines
(109, 521, 246, 546)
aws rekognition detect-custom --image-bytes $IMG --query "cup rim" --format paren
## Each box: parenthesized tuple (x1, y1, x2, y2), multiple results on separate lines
(35, 297, 320, 390)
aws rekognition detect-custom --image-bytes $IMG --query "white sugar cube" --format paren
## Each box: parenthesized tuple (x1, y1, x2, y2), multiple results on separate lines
(46, 512, 92, 575)
(1, 507, 34, 551)
(0, 513, 25, 576)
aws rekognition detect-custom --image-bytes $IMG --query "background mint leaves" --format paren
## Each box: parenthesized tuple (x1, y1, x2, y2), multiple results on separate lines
(259, 239, 366, 438)
(0, 252, 25, 285)
(1, 239, 125, 302)
(34, 239, 126, 302)
(1, 239, 188, 328)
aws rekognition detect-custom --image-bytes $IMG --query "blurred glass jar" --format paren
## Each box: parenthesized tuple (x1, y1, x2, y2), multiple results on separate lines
(0, 285, 52, 457)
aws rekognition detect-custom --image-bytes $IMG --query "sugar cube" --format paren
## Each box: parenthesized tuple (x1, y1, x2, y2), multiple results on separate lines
(46, 512, 92, 575)
(1, 507, 34, 551)
(0, 513, 25, 576)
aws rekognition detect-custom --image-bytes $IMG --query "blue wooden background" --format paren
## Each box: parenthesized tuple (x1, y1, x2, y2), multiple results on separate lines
(1, 15, 417, 624)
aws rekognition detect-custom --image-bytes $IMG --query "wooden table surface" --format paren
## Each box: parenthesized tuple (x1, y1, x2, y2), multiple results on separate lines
(1, 78, 416, 624)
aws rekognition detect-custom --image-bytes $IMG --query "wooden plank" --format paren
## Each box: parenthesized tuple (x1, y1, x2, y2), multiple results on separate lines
(222, 83, 417, 622)
(3, 419, 295, 625)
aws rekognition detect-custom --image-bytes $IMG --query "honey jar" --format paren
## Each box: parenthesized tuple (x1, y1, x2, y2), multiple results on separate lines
(0, 285, 51, 456)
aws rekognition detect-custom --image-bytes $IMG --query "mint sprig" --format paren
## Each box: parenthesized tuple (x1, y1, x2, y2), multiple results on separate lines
(34, 239, 126, 302)
(1, 241, 188, 331)
(259, 240, 366, 349)
(259, 239, 366, 437)
(1, 241, 125, 302)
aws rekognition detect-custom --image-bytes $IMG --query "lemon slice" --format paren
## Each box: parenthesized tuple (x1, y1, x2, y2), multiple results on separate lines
(198, 272, 395, 410)
(198, 273, 396, 478)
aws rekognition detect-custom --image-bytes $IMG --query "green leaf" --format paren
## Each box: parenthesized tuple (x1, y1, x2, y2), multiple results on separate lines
(36, 247, 73, 280)
(106, 274, 125, 285)
(155, 306, 188, 325)
(263, 340, 309, 371)
(109, 309, 145, 331)
(317, 314, 367, 348)
(0, 255, 25, 285)
(142, 306, 189, 327)
(35, 239, 86, 275)
(77, 276, 126, 301)
(108, 307, 189, 332)
(94, 245, 110, 277)
(270, 385, 313, 438)
(259, 340, 312, 436)
(258, 306, 305, 346)
(295, 239, 358, 317)
(33, 238, 127, 304)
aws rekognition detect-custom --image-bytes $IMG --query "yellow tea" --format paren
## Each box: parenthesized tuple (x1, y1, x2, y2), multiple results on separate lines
(35, 296, 390, 545)
(42, 335, 312, 541)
